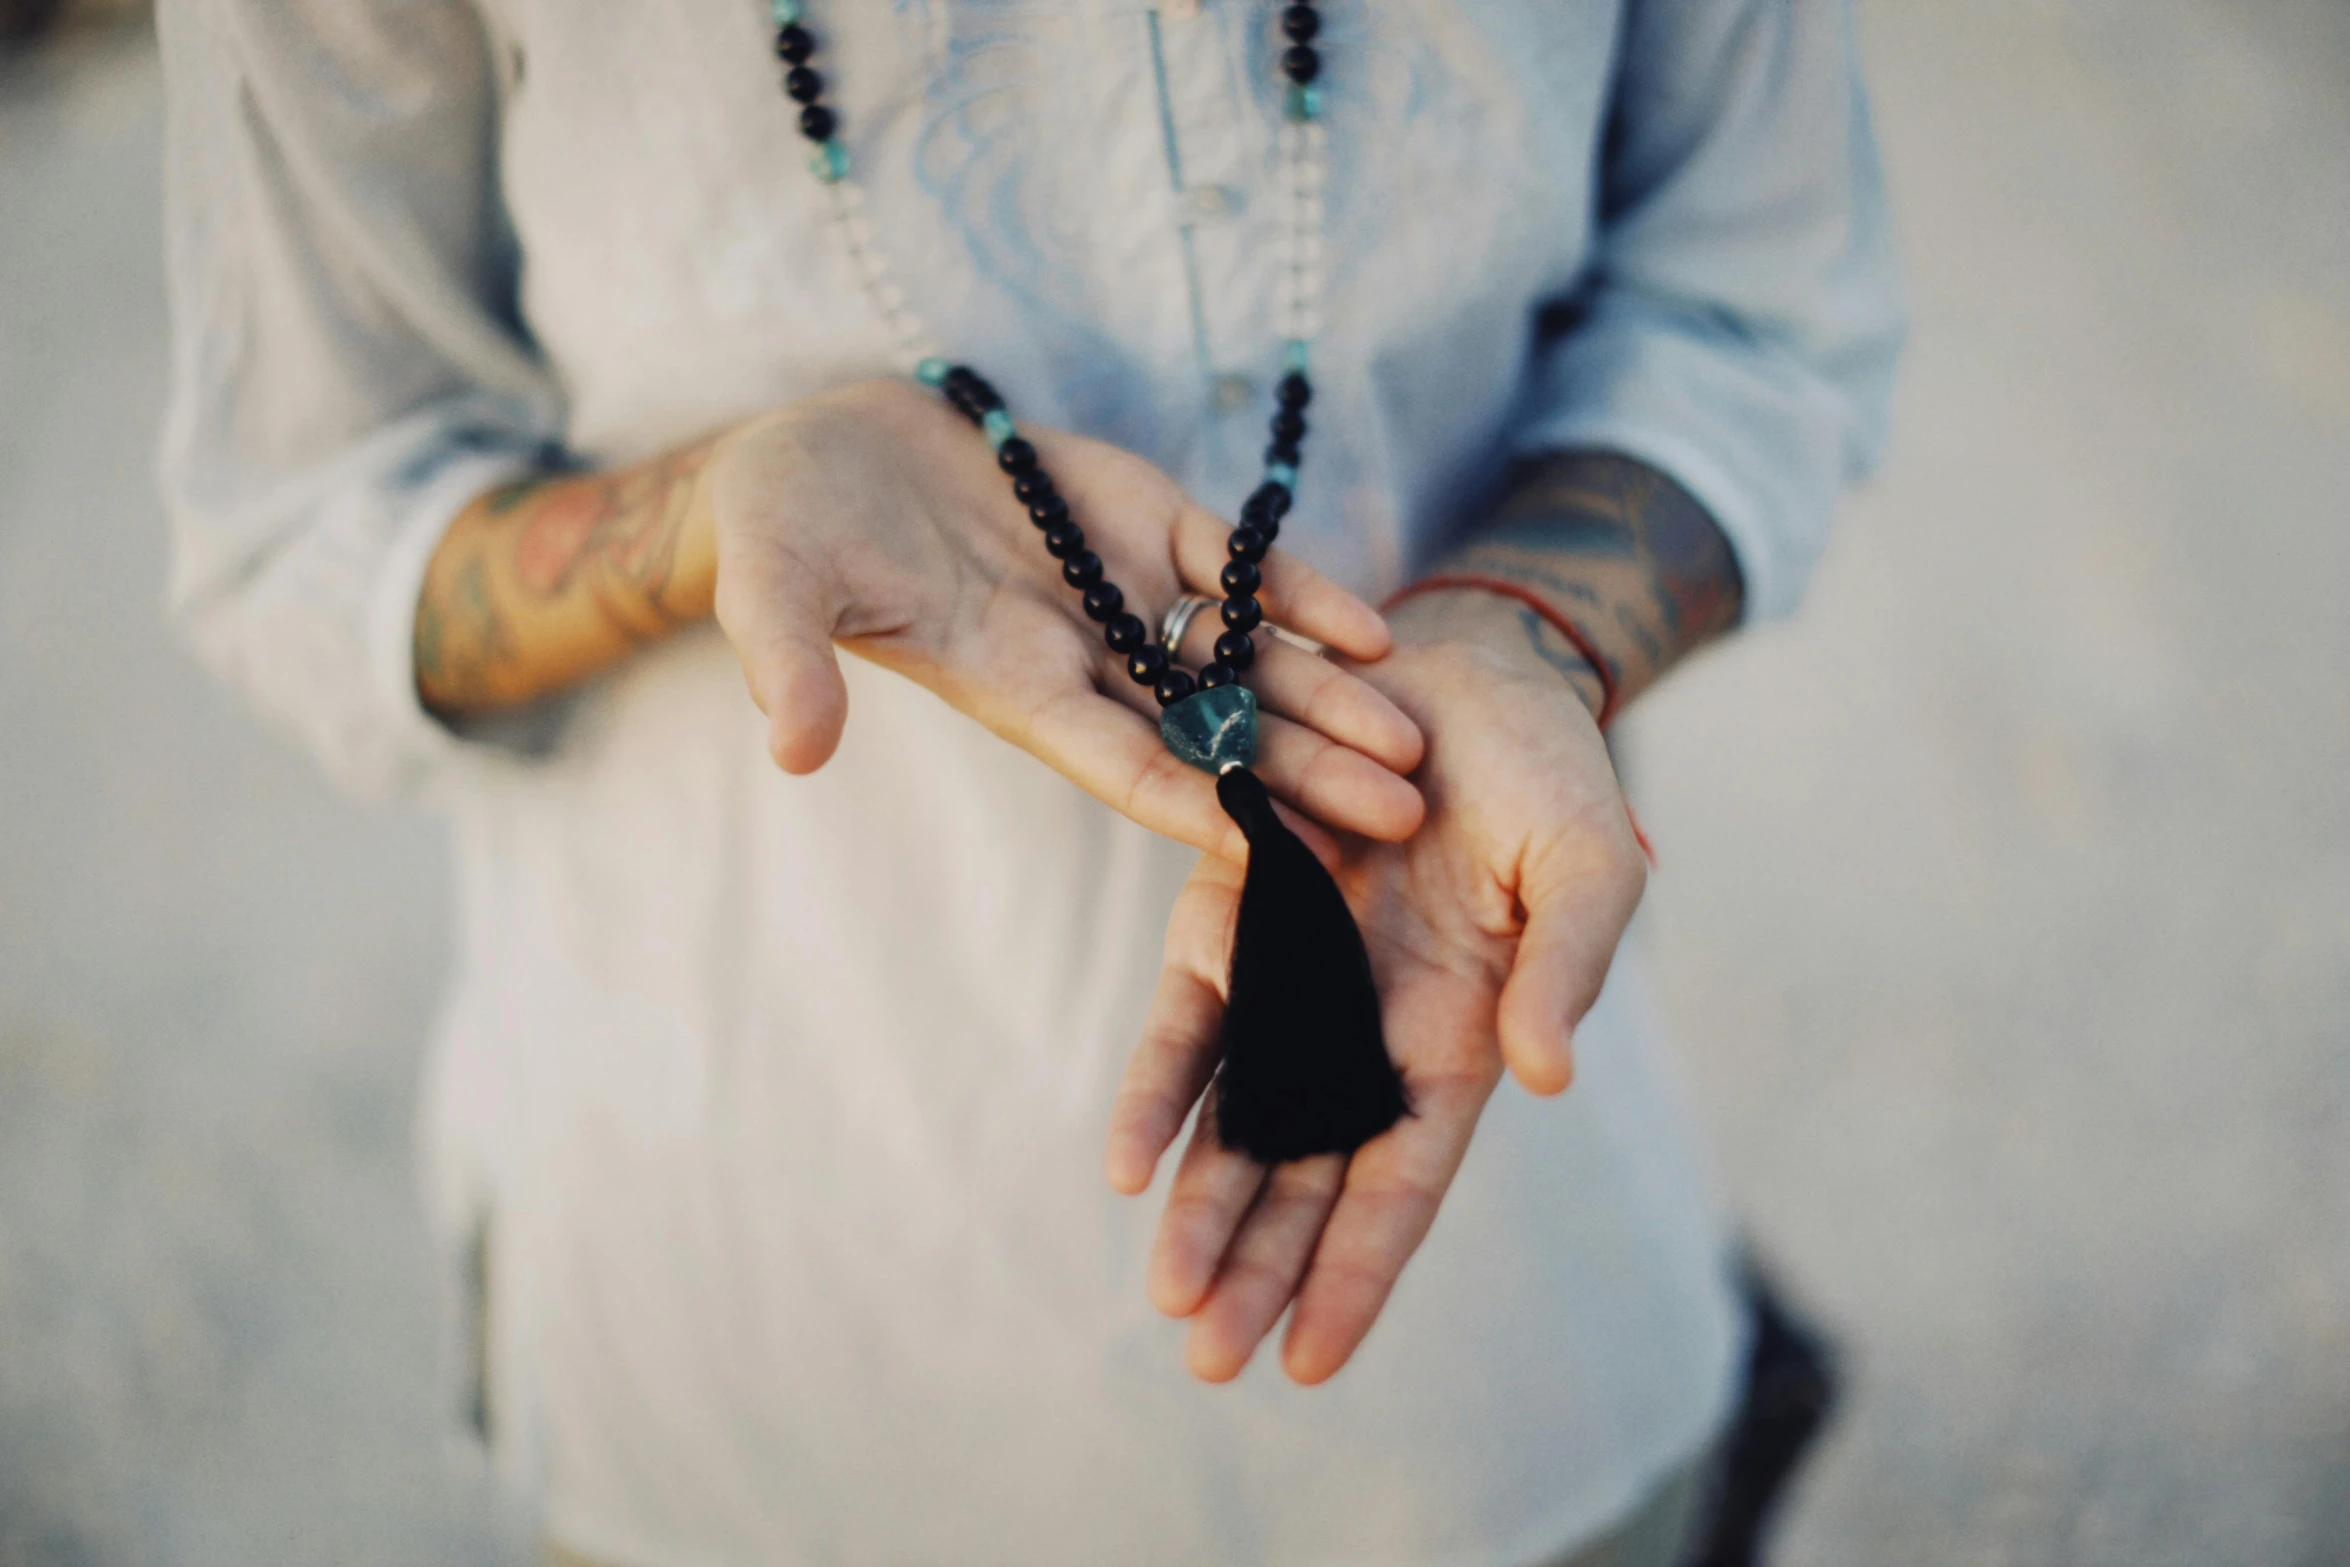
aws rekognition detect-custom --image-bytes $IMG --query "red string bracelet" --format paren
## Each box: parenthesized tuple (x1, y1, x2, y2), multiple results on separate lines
(1383, 572, 1622, 729)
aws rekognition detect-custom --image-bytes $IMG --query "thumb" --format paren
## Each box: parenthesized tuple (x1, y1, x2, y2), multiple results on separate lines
(714, 540, 850, 775)
(1494, 832, 1647, 1096)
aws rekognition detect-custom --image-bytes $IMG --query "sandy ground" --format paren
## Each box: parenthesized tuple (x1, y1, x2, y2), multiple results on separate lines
(1, 5, 2344, 1565)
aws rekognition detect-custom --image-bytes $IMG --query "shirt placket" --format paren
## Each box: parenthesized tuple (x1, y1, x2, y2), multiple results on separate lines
(1140, 0, 1276, 481)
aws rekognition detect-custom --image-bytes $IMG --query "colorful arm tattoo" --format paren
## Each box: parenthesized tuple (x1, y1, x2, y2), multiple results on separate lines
(415, 443, 713, 715)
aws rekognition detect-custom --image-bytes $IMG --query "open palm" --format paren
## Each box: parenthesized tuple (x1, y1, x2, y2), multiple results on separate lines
(1104, 638, 1650, 1383)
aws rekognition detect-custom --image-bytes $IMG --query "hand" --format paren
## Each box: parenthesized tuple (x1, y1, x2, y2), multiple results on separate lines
(704, 379, 1426, 858)
(1104, 602, 1648, 1383)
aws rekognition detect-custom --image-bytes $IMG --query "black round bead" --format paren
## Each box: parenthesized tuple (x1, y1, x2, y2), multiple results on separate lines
(1280, 5, 1320, 43)
(798, 104, 836, 142)
(1214, 629, 1256, 670)
(1282, 45, 1320, 84)
(1061, 550, 1103, 589)
(1028, 493, 1070, 528)
(944, 368, 1002, 412)
(1270, 409, 1307, 444)
(1198, 662, 1238, 690)
(1227, 526, 1270, 563)
(1220, 559, 1262, 597)
(775, 24, 815, 61)
(785, 65, 824, 103)
(1013, 470, 1056, 504)
(1221, 595, 1263, 633)
(1276, 372, 1313, 409)
(1125, 644, 1169, 685)
(1105, 613, 1148, 654)
(1042, 523, 1085, 559)
(1242, 480, 1293, 523)
(995, 436, 1038, 474)
(1082, 582, 1125, 622)
(1155, 669, 1198, 708)
(1265, 440, 1302, 467)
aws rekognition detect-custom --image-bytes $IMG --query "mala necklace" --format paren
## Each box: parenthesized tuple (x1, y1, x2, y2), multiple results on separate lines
(769, 2, 1405, 1163)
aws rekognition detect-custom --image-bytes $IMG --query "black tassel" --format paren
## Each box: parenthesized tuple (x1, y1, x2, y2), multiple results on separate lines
(1211, 766, 1408, 1163)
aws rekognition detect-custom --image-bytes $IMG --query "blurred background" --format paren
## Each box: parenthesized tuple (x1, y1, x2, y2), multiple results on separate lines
(2, 1, 2345, 1563)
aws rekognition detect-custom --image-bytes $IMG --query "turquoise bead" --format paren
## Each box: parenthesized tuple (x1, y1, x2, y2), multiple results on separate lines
(982, 409, 1016, 448)
(808, 139, 849, 183)
(914, 356, 951, 387)
(1284, 83, 1322, 123)
(1283, 339, 1311, 375)
(1264, 461, 1299, 489)
(771, 0, 801, 23)
(1160, 685, 1259, 775)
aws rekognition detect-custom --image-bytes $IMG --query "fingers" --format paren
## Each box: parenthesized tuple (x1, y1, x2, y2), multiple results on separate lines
(1184, 1155, 1347, 1382)
(1138, 602, 1424, 842)
(1171, 506, 1391, 662)
(1106, 860, 1248, 1194)
(712, 538, 849, 774)
(1170, 618, 1423, 776)
(1494, 829, 1647, 1096)
(1086, 631, 1422, 843)
(1252, 713, 1425, 842)
(1015, 685, 1252, 862)
(1279, 1068, 1494, 1384)
(1105, 972, 1226, 1195)
(1147, 1098, 1269, 1319)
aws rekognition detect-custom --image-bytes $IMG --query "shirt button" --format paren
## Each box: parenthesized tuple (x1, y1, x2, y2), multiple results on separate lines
(1180, 185, 1241, 224)
(1212, 375, 1255, 413)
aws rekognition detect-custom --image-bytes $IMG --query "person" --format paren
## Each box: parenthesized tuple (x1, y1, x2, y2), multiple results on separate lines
(158, 2, 1902, 1563)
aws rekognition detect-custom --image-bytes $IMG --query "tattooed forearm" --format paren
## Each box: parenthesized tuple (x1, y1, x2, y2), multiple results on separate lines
(1391, 451, 1745, 720)
(414, 441, 717, 716)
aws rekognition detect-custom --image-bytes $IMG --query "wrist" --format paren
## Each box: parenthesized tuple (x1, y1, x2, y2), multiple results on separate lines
(666, 442, 723, 623)
(1384, 576, 1612, 725)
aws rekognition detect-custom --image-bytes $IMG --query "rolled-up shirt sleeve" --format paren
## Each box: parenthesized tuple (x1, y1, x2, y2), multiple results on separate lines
(1517, 0, 1907, 623)
(157, 0, 562, 799)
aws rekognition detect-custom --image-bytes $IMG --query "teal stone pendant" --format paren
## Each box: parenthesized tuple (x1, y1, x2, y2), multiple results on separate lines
(1160, 685, 1258, 774)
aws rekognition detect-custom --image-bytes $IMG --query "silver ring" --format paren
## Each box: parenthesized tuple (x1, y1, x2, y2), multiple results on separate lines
(1158, 593, 1215, 655)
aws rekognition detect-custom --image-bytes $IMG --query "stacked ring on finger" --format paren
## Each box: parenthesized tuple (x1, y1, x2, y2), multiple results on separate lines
(1158, 594, 1215, 663)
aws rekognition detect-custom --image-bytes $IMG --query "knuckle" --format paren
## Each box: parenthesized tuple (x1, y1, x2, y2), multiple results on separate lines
(1122, 746, 1191, 826)
(1609, 839, 1649, 906)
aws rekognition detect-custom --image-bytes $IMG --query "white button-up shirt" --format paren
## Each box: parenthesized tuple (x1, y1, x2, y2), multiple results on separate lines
(157, 1, 1903, 1562)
